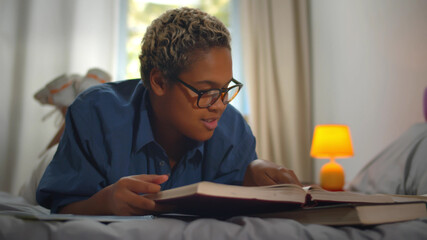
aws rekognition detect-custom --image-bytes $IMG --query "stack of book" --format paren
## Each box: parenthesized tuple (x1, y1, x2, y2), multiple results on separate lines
(146, 181, 427, 225)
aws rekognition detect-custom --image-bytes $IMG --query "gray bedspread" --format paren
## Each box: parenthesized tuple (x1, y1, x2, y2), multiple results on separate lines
(1, 192, 427, 240)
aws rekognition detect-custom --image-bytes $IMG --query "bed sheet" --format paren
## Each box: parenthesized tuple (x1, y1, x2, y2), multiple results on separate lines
(1, 192, 427, 240)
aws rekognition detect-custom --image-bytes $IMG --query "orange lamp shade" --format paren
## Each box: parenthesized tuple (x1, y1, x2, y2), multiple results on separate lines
(310, 124, 354, 191)
(310, 125, 354, 158)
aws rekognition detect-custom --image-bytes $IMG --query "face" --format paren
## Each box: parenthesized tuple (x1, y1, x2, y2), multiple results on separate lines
(155, 47, 233, 142)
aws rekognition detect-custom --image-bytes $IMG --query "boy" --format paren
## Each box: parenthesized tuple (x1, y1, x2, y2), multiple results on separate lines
(36, 7, 300, 216)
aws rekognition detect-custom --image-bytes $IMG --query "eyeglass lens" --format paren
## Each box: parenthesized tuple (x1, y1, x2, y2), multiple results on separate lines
(198, 85, 240, 107)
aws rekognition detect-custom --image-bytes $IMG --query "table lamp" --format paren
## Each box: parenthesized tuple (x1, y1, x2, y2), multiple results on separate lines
(310, 124, 354, 191)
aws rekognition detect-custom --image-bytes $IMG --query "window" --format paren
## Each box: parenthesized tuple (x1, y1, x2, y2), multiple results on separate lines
(117, 0, 248, 115)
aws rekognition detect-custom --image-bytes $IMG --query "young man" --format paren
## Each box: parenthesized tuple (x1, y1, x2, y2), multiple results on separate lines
(36, 7, 300, 216)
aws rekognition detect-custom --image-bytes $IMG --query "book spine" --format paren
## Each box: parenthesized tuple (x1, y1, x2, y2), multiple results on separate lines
(305, 194, 315, 207)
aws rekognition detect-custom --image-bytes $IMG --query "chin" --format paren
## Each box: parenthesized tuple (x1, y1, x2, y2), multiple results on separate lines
(191, 130, 215, 142)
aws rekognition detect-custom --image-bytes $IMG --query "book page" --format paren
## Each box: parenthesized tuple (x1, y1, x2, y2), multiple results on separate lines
(147, 182, 308, 204)
(262, 184, 306, 190)
(307, 187, 395, 204)
(387, 194, 427, 203)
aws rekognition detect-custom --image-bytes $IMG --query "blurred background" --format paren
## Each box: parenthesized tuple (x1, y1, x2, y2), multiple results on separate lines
(0, 0, 426, 194)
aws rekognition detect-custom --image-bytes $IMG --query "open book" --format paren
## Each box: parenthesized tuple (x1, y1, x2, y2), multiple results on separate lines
(146, 181, 427, 218)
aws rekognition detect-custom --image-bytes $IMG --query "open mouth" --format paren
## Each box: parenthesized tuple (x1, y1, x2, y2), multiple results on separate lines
(202, 118, 218, 130)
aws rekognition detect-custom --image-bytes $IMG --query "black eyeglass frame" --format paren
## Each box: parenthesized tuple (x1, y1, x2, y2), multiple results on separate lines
(176, 78, 243, 108)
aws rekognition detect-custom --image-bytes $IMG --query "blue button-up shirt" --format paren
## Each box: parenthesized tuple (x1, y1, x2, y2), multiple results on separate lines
(36, 79, 257, 213)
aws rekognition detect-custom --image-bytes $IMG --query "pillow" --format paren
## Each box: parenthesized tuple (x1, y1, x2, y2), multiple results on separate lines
(348, 123, 427, 195)
(18, 145, 57, 205)
(424, 87, 427, 121)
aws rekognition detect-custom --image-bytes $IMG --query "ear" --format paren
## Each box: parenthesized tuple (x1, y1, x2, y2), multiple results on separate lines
(149, 68, 167, 96)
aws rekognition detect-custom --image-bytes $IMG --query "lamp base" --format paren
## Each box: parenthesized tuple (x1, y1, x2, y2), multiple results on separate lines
(320, 160, 345, 191)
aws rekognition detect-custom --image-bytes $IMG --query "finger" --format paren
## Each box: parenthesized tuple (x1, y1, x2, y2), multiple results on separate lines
(125, 190, 157, 212)
(118, 177, 163, 194)
(132, 174, 169, 184)
(129, 180, 163, 194)
(110, 189, 157, 216)
(126, 195, 175, 215)
(258, 171, 278, 186)
(287, 170, 302, 186)
(267, 168, 299, 185)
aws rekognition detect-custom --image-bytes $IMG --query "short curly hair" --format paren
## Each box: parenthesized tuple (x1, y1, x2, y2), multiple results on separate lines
(139, 7, 231, 90)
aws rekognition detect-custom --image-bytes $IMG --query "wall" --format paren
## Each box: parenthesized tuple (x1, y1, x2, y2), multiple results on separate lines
(310, 0, 427, 185)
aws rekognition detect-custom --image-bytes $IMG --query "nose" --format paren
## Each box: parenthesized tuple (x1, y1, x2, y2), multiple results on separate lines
(208, 96, 227, 112)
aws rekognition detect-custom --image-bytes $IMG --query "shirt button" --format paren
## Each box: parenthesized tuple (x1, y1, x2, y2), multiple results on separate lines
(159, 161, 166, 167)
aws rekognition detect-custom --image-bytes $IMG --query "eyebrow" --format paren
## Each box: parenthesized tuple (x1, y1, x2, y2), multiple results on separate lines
(195, 78, 233, 88)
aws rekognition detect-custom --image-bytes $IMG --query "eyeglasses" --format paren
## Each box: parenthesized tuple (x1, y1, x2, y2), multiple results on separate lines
(176, 78, 243, 108)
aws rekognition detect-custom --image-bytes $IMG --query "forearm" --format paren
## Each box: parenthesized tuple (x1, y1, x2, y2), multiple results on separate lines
(59, 185, 112, 215)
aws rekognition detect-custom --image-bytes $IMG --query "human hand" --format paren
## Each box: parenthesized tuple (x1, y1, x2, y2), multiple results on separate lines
(105, 174, 170, 216)
(243, 159, 302, 187)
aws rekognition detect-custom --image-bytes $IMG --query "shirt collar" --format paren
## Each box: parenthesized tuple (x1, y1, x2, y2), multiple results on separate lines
(134, 85, 156, 152)
(188, 140, 205, 160)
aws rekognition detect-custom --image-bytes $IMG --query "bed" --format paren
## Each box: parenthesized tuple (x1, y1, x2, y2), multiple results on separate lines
(1, 88, 427, 240)
(1, 191, 427, 240)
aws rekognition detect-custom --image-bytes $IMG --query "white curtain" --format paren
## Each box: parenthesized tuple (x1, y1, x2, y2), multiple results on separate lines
(240, 0, 312, 182)
(0, 0, 119, 194)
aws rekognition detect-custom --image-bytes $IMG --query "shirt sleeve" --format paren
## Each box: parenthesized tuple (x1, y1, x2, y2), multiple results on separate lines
(36, 99, 108, 213)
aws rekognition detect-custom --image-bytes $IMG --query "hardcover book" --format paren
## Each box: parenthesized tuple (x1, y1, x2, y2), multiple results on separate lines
(255, 202, 427, 225)
(145, 181, 427, 219)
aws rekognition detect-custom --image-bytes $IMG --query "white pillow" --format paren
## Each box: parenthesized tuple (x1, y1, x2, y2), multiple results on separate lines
(348, 123, 427, 195)
(18, 145, 57, 205)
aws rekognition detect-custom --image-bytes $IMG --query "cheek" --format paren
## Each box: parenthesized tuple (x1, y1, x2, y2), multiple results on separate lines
(164, 89, 219, 141)
(167, 92, 199, 127)
(168, 98, 215, 141)
(167, 91, 198, 120)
